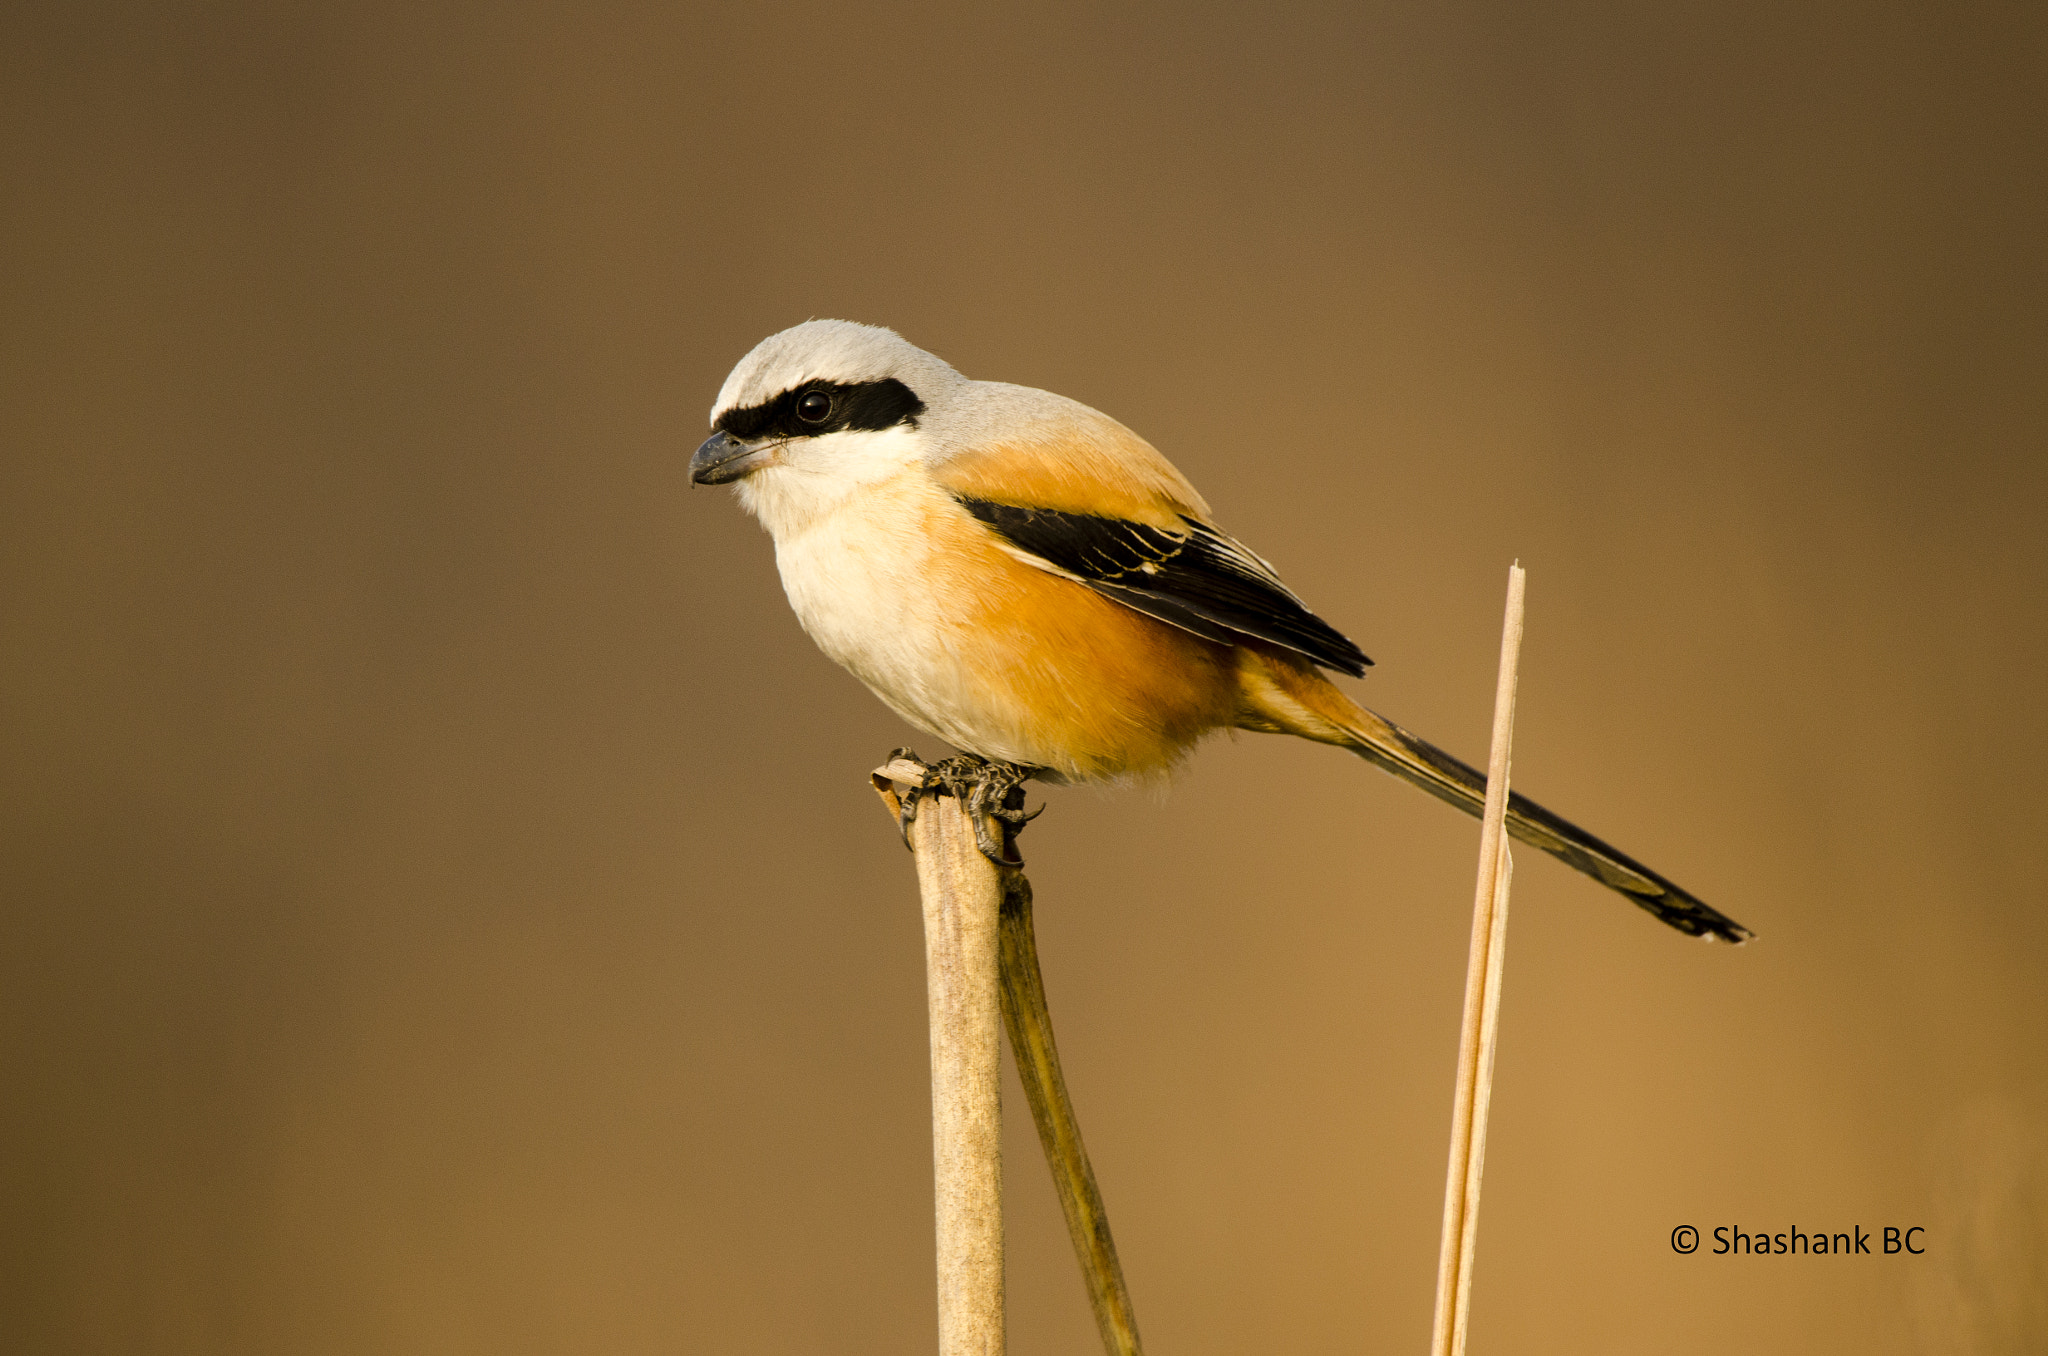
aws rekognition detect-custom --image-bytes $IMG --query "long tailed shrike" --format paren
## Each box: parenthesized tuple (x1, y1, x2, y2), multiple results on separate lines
(692, 320, 1749, 943)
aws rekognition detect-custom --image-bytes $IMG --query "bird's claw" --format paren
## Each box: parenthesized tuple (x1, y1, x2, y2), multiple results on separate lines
(934, 755, 1038, 867)
(886, 748, 928, 850)
(890, 752, 1040, 867)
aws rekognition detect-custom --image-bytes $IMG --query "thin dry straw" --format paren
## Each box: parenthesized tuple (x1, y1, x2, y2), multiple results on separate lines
(1430, 564, 1526, 1356)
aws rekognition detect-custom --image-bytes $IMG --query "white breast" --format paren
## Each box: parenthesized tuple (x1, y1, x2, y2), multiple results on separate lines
(744, 464, 1011, 757)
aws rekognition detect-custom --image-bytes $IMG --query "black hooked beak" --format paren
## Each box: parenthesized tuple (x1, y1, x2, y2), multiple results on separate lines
(689, 430, 773, 486)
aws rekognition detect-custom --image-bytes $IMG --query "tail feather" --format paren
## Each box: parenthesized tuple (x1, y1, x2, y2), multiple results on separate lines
(1235, 648, 1754, 944)
(1339, 704, 1753, 943)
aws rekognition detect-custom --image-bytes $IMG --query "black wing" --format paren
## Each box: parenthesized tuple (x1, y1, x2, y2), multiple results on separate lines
(955, 497, 1371, 677)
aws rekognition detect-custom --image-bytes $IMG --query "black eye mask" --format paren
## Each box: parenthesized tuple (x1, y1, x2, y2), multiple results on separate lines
(715, 377, 925, 443)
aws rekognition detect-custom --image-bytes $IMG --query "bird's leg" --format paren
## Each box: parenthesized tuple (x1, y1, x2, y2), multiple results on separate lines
(930, 754, 1043, 867)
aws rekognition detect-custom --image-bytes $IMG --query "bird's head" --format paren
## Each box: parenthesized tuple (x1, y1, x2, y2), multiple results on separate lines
(692, 319, 965, 533)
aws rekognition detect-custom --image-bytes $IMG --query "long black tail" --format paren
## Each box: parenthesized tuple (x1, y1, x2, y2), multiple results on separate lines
(1334, 702, 1753, 944)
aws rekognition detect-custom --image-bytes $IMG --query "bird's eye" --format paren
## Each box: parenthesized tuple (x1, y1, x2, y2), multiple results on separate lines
(796, 390, 832, 424)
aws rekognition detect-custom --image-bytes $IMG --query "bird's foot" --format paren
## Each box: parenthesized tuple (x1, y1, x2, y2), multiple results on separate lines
(934, 755, 1043, 866)
(890, 750, 1042, 866)
(885, 748, 927, 848)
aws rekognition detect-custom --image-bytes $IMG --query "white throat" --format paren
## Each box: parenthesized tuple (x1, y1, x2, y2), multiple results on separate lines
(734, 424, 925, 541)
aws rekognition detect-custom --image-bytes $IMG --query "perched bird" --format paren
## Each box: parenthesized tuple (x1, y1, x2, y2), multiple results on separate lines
(692, 320, 1750, 943)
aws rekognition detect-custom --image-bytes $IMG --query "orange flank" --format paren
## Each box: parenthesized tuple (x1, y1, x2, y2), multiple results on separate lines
(908, 464, 1372, 783)
(925, 496, 1238, 781)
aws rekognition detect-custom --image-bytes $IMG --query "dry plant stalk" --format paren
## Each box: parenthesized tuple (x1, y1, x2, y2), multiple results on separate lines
(997, 868, 1144, 1356)
(1430, 564, 1526, 1356)
(875, 760, 1007, 1356)
(875, 758, 1144, 1356)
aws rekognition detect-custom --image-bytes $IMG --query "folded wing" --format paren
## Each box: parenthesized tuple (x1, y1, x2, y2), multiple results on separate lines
(955, 496, 1372, 678)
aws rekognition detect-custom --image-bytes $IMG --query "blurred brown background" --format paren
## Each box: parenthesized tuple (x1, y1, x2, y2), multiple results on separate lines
(3, 2, 2044, 1352)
